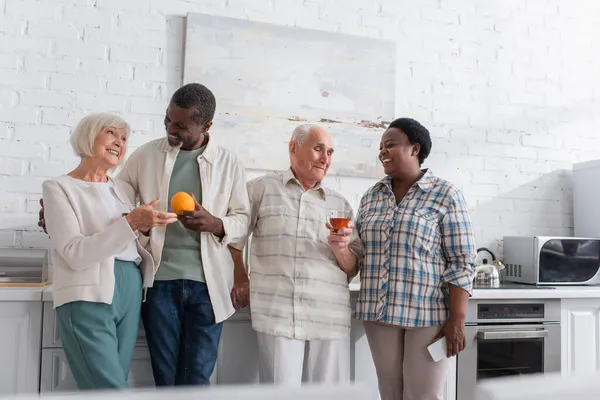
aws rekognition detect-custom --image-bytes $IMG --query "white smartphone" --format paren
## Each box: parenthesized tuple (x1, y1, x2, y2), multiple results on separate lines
(427, 337, 448, 362)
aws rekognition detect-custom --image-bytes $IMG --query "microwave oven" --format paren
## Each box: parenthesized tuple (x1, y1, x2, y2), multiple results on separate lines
(502, 236, 600, 285)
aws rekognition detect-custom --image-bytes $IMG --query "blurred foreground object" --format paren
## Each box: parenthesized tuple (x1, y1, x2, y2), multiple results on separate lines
(0, 383, 370, 400)
(477, 372, 600, 400)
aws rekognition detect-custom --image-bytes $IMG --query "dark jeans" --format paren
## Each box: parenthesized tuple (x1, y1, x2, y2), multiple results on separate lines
(141, 280, 223, 386)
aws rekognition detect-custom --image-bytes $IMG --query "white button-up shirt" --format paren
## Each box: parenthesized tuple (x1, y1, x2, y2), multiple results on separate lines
(237, 169, 362, 340)
(117, 136, 250, 323)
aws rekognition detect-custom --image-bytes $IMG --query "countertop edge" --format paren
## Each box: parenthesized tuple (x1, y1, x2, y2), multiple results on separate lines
(0, 286, 46, 302)
(472, 287, 600, 299)
(34, 284, 600, 302)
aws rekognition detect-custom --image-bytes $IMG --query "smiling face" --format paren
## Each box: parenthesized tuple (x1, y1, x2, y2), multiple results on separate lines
(379, 127, 420, 178)
(289, 127, 334, 187)
(164, 104, 212, 151)
(90, 126, 128, 168)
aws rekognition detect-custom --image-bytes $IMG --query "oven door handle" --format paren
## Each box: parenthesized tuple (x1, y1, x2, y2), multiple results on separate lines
(476, 329, 549, 340)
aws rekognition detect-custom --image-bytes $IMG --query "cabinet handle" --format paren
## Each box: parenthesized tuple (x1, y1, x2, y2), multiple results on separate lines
(477, 329, 548, 340)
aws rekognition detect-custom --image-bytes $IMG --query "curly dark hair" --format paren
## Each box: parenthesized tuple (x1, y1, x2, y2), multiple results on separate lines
(170, 83, 216, 125)
(387, 118, 432, 165)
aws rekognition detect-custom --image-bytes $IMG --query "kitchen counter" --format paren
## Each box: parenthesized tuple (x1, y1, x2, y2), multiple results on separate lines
(14, 284, 600, 398)
(38, 284, 600, 302)
(350, 282, 600, 300)
(0, 286, 46, 302)
(42, 285, 53, 302)
(472, 285, 600, 299)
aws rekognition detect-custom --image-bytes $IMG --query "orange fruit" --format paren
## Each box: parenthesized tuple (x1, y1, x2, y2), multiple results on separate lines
(171, 192, 195, 214)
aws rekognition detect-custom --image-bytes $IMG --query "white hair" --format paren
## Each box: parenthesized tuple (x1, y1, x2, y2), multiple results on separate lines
(290, 123, 321, 147)
(69, 113, 131, 158)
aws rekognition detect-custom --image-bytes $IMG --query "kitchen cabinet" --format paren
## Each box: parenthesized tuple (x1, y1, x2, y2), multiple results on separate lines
(214, 308, 380, 389)
(41, 301, 147, 348)
(561, 299, 600, 375)
(38, 295, 455, 397)
(40, 302, 155, 393)
(215, 312, 456, 399)
(39, 348, 153, 392)
(215, 309, 259, 384)
(445, 357, 457, 400)
(0, 301, 43, 395)
(351, 320, 379, 397)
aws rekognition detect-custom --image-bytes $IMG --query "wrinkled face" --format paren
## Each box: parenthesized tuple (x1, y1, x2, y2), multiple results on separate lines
(91, 126, 128, 168)
(164, 104, 212, 151)
(379, 127, 420, 177)
(290, 128, 334, 184)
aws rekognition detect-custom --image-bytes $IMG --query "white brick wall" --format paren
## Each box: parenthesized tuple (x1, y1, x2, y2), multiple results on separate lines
(1, 0, 600, 258)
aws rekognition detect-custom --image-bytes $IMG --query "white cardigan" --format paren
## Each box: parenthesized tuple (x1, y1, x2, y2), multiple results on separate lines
(43, 175, 154, 309)
(116, 136, 250, 323)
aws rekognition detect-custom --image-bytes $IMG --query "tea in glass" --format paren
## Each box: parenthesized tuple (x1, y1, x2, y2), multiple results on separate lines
(328, 210, 352, 233)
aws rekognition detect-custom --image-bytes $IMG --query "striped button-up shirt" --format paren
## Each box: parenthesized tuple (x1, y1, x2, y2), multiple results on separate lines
(354, 169, 475, 327)
(242, 169, 362, 340)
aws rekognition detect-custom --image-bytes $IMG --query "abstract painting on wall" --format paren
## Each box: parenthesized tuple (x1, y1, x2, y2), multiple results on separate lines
(183, 13, 396, 178)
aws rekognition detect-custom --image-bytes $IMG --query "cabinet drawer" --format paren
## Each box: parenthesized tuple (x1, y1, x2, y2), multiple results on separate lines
(42, 302, 147, 348)
(40, 348, 154, 393)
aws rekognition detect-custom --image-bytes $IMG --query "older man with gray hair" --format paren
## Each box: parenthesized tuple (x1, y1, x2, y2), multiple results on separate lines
(231, 124, 362, 385)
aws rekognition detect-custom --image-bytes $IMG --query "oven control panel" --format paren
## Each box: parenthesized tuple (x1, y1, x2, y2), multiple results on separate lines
(477, 303, 545, 319)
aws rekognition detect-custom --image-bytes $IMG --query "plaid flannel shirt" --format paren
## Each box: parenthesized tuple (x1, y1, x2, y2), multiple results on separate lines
(354, 169, 476, 327)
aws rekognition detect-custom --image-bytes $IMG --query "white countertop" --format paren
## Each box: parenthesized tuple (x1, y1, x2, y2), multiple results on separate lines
(472, 285, 600, 299)
(0, 286, 46, 302)
(351, 282, 600, 300)
(42, 285, 53, 302)
(1, 283, 599, 303)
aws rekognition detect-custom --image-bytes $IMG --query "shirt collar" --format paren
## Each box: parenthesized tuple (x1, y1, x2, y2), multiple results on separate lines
(376, 169, 435, 192)
(158, 135, 217, 164)
(282, 168, 326, 199)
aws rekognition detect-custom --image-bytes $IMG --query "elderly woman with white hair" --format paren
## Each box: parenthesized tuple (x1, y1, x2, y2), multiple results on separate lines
(42, 113, 178, 390)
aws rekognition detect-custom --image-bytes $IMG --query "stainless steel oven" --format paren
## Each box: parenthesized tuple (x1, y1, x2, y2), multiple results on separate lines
(456, 299, 561, 400)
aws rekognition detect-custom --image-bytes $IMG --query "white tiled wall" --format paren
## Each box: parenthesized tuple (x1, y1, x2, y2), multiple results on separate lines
(1, 0, 600, 257)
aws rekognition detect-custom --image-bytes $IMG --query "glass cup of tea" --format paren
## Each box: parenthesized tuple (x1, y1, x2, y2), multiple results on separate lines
(328, 209, 352, 234)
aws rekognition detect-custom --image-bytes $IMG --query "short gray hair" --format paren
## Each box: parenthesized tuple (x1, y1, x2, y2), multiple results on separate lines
(70, 113, 131, 158)
(291, 124, 321, 147)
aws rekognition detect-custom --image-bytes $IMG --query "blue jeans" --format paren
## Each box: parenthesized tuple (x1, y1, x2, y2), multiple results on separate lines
(141, 280, 223, 386)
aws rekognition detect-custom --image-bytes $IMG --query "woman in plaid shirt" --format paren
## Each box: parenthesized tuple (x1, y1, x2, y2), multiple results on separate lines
(354, 118, 476, 400)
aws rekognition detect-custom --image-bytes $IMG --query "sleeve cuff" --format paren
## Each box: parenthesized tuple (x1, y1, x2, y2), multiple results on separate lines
(442, 269, 474, 296)
(214, 218, 231, 248)
(228, 239, 247, 251)
(117, 216, 138, 243)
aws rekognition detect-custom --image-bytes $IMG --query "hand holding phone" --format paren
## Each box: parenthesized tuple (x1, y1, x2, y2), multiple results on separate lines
(427, 336, 448, 362)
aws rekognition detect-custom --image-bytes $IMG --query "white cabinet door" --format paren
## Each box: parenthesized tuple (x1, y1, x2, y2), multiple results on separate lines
(350, 319, 379, 398)
(125, 348, 155, 388)
(350, 318, 456, 400)
(561, 299, 600, 375)
(215, 309, 259, 384)
(444, 356, 457, 400)
(40, 349, 76, 393)
(41, 302, 61, 348)
(0, 301, 42, 395)
(40, 348, 154, 393)
(43, 302, 146, 348)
